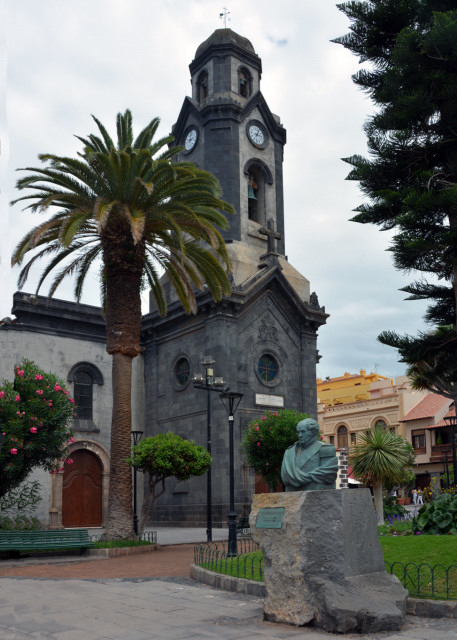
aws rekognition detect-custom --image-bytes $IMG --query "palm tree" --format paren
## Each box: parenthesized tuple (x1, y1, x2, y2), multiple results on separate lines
(11, 110, 233, 538)
(349, 427, 415, 525)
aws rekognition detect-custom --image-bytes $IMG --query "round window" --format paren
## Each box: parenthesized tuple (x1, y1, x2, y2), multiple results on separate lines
(175, 357, 191, 387)
(258, 354, 279, 383)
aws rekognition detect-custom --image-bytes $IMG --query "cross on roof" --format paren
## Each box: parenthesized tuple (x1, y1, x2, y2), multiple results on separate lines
(259, 221, 281, 255)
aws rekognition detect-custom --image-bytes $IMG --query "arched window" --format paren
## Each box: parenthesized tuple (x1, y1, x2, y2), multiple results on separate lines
(374, 419, 387, 430)
(239, 67, 251, 97)
(175, 357, 191, 387)
(197, 70, 208, 102)
(67, 362, 103, 430)
(74, 372, 93, 420)
(244, 159, 273, 226)
(337, 425, 348, 449)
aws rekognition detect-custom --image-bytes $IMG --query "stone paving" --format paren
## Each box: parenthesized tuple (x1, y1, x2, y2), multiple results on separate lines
(1, 576, 457, 640)
(0, 527, 456, 639)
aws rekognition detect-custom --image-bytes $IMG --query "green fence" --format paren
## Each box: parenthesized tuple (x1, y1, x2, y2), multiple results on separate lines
(194, 539, 263, 581)
(385, 560, 457, 600)
(194, 542, 457, 600)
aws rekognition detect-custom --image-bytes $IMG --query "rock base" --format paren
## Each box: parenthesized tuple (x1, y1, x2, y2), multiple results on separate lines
(250, 489, 407, 634)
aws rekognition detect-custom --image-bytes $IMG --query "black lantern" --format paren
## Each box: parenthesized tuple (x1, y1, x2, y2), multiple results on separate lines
(219, 391, 243, 557)
(192, 357, 225, 542)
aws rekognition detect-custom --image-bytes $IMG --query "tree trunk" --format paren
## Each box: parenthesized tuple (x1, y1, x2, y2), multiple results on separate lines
(103, 352, 135, 538)
(373, 480, 384, 526)
(101, 232, 144, 539)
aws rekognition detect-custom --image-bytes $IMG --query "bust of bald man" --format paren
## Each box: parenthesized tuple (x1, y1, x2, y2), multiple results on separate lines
(281, 418, 338, 491)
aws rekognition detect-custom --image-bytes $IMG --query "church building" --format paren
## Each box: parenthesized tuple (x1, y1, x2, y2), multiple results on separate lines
(0, 29, 327, 529)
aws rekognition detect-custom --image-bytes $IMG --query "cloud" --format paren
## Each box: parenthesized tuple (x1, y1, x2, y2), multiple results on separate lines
(3, 0, 430, 381)
(267, 35, 288, 47)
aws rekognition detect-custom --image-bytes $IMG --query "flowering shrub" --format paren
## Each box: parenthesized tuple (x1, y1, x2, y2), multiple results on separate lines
(0, 360, 75, 497)
(242, 409, 314, 490)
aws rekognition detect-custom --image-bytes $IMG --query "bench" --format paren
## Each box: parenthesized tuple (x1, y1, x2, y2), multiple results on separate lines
(0, 529, 95, 556)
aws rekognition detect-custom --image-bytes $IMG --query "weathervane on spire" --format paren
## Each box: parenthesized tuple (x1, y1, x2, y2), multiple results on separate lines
(219, 7, 231, 28)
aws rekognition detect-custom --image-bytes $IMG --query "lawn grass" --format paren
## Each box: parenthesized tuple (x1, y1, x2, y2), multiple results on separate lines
(380, 535, 457, 600)
(379, 535, 457, 566)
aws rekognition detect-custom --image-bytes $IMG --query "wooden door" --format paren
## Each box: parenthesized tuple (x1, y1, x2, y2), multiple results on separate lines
(62, 449, 102, 527)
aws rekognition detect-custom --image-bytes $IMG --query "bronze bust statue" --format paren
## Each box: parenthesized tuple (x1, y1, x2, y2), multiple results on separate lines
(281, 418, 338, 491)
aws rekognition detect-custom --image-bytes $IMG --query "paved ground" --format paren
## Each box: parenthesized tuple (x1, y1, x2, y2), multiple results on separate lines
(0, 527, 456, 640)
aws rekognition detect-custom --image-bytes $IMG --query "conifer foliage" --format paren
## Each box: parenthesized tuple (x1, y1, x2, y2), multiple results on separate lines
(335, 2, 457, 397)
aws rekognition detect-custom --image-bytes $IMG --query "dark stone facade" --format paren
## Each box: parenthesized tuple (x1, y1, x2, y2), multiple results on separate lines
(141, 29, 328, 526)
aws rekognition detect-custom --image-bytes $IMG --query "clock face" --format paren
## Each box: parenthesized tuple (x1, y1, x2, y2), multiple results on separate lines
(248, 124, 265, 146)
(184, 128, 198, 151)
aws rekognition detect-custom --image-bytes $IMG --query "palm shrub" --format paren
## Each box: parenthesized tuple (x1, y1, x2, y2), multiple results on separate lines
(413, 493, 457, 535)
(11, 110, 233, 538)
(349, 427, 415, 525)
(242, 409, 312, 491)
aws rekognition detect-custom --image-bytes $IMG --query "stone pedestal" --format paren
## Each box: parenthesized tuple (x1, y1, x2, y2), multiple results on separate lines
(250, 489, 407, 634)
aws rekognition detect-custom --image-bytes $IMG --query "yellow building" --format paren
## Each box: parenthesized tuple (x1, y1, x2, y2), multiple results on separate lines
(317, 370, 393, 407)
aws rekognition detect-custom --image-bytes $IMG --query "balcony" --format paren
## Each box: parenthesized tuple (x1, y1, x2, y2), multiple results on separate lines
(430, 444, 452, 463)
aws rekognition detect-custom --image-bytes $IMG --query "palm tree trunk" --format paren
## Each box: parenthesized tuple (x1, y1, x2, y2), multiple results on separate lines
(103, 352, 135, 538)
(373, 481, 384, 526)
(101, 236, 144, 539)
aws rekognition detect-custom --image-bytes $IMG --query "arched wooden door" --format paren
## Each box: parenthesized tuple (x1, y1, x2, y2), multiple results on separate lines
(62, 449, 102, 527)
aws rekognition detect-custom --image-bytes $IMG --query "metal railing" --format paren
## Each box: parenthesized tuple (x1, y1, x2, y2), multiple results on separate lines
(88, 530, 157, 544)
(194, 544, 457, 600)
(385, 561, 457, 600)
(194, 539, 263, 581)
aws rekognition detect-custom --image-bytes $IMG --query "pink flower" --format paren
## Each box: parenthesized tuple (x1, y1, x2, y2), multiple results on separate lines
(70, 437, 75, 443)
(0, 391, 4, 399)
(255, 426, 259, 431)
(35, 375, 43, 380)
(54, 384, 61, 391)
(10, 448, 17, 455)
(261, 416, 266, 421)
(30, 427, 37, 434)
(67, 459, 73, 464)
(16, 369, 24, 377)
(36, 390, 43, 395)
(69, 398, 75, 403)
(48, 402, 53, 407)
(257, 442, 261, 447)
(15, 395, 20, 402)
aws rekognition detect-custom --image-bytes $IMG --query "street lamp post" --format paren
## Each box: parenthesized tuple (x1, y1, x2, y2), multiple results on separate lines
(192, 357, 225, 543)
(131, 430, 143, 536)
(444, 407, 457, 492)
(219, 391, 243, 557)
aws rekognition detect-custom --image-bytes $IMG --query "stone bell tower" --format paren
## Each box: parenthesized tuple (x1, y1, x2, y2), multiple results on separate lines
(142, 29, 328, 527)
(171, 29, 291, 287)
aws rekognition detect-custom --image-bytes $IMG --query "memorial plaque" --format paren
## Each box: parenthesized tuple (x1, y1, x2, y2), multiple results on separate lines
(256, 507, 285, 529)
(255, 393, 284, 407)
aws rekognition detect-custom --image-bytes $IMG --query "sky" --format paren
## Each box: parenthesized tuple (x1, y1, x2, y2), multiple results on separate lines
(0, 0, 431, 381)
